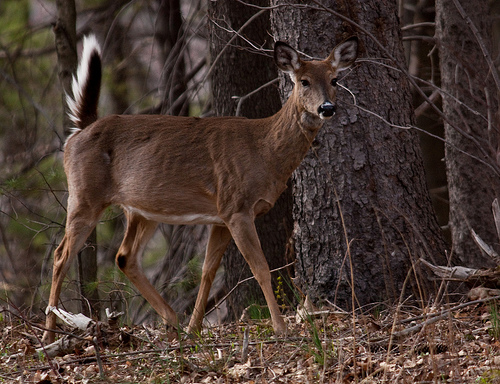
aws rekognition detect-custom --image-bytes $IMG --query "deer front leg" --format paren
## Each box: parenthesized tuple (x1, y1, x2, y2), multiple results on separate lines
(227, 213, 287, 336)
(187, 225, 232, 334)
(116, 211, 178, 327)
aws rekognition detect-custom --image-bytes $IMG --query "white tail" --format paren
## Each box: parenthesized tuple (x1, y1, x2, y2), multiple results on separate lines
(43, 35, 358, 343)
(66, 35, 102, 133)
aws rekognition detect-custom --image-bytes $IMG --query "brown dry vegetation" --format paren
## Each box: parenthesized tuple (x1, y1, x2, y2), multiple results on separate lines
(2, 295, 500, 383)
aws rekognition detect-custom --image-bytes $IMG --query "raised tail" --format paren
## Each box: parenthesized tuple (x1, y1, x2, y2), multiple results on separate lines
(66, 35, 102, 133)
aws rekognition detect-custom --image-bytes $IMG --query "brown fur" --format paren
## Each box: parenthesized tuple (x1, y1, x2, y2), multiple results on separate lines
(43, 36, 358, 343)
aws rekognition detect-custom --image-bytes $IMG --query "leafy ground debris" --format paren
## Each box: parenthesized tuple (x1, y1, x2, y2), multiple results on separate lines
(2, 298, 500, 383)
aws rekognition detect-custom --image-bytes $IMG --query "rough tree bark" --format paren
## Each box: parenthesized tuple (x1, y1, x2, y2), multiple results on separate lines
(436, 0, 500, 268)
(270, 0, 447, 308)
(208, 0, 293, 321)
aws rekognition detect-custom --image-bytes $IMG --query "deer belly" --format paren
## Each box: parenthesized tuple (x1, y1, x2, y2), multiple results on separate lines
(123, 205, 224, 225)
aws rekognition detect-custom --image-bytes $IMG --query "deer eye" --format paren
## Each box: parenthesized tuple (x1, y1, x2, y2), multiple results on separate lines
(331, 78, 338, 87)
(300, 79, 310, 87)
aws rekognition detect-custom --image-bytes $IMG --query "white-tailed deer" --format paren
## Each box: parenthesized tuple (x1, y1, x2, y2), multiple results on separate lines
(43, 34, 358, 343)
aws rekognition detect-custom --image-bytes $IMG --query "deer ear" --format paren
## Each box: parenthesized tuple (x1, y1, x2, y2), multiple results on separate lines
(328, 36, 358, 71)
(274, 42, 302, 73)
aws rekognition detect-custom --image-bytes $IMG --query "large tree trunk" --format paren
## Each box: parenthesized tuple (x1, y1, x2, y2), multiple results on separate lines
(208, 0, 293, 321)
(270, 0, 447, 308)
(436, 0, 500, 268)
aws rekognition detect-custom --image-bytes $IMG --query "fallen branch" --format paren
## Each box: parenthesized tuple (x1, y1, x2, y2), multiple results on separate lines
(369, 294, 500, 346)
(419, 258, 480, 280)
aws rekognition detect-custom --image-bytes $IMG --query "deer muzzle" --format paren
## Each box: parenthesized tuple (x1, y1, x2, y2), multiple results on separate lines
(318, 101, 335, 119)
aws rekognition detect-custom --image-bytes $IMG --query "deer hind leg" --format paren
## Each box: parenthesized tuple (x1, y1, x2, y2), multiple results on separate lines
(226, 213, 287, 335)
(116, 210, 178, 327)
(187, 224, 232, 333)
(43, 208, 102, 344)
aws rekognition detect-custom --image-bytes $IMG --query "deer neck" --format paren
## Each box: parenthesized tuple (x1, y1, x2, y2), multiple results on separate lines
(265, 95, 324, 180)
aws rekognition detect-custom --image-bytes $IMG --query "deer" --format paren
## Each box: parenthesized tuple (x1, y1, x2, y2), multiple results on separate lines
(42, 34, 358, 343)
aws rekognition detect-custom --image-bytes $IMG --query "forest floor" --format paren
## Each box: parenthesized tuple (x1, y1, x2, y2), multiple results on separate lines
(2, 294, 500, 383)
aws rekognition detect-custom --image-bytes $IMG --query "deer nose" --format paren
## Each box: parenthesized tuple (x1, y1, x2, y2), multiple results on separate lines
(318, 102, 335, 118)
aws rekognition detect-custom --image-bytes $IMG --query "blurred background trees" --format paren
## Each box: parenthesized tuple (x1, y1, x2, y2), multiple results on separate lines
(1, 0, 499, 326)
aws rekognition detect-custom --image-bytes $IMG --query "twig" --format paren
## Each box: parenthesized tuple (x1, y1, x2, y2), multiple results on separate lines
(241, 327, 250, 362)
(370, 295, 500, 344)
(339, 97, 497, 173)
(451, 0, 500, 92)
(204, 9, 267, 87)
(204, 261, 295, 318)
(309, 0, 500, 176)
(1, 306, 105, 378)
(401, 22, 436, 31)
(233, 78, 279, 117)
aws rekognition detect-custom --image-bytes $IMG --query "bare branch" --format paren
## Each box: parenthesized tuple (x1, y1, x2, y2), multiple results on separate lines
(451, 0, 500, 92)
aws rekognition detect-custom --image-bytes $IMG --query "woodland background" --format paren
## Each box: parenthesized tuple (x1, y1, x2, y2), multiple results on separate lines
(0, 0, 500, 359)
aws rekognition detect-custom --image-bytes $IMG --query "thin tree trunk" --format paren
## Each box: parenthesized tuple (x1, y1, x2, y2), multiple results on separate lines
(270, 0, 447, 308)
(77, 231, 99, 317)
(402, 1, 450, 244)
(53, 0, 77, 138)
(436, 0, 500, 267)
(156, 0, 188, 116)
(54, 0, 99, 317)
